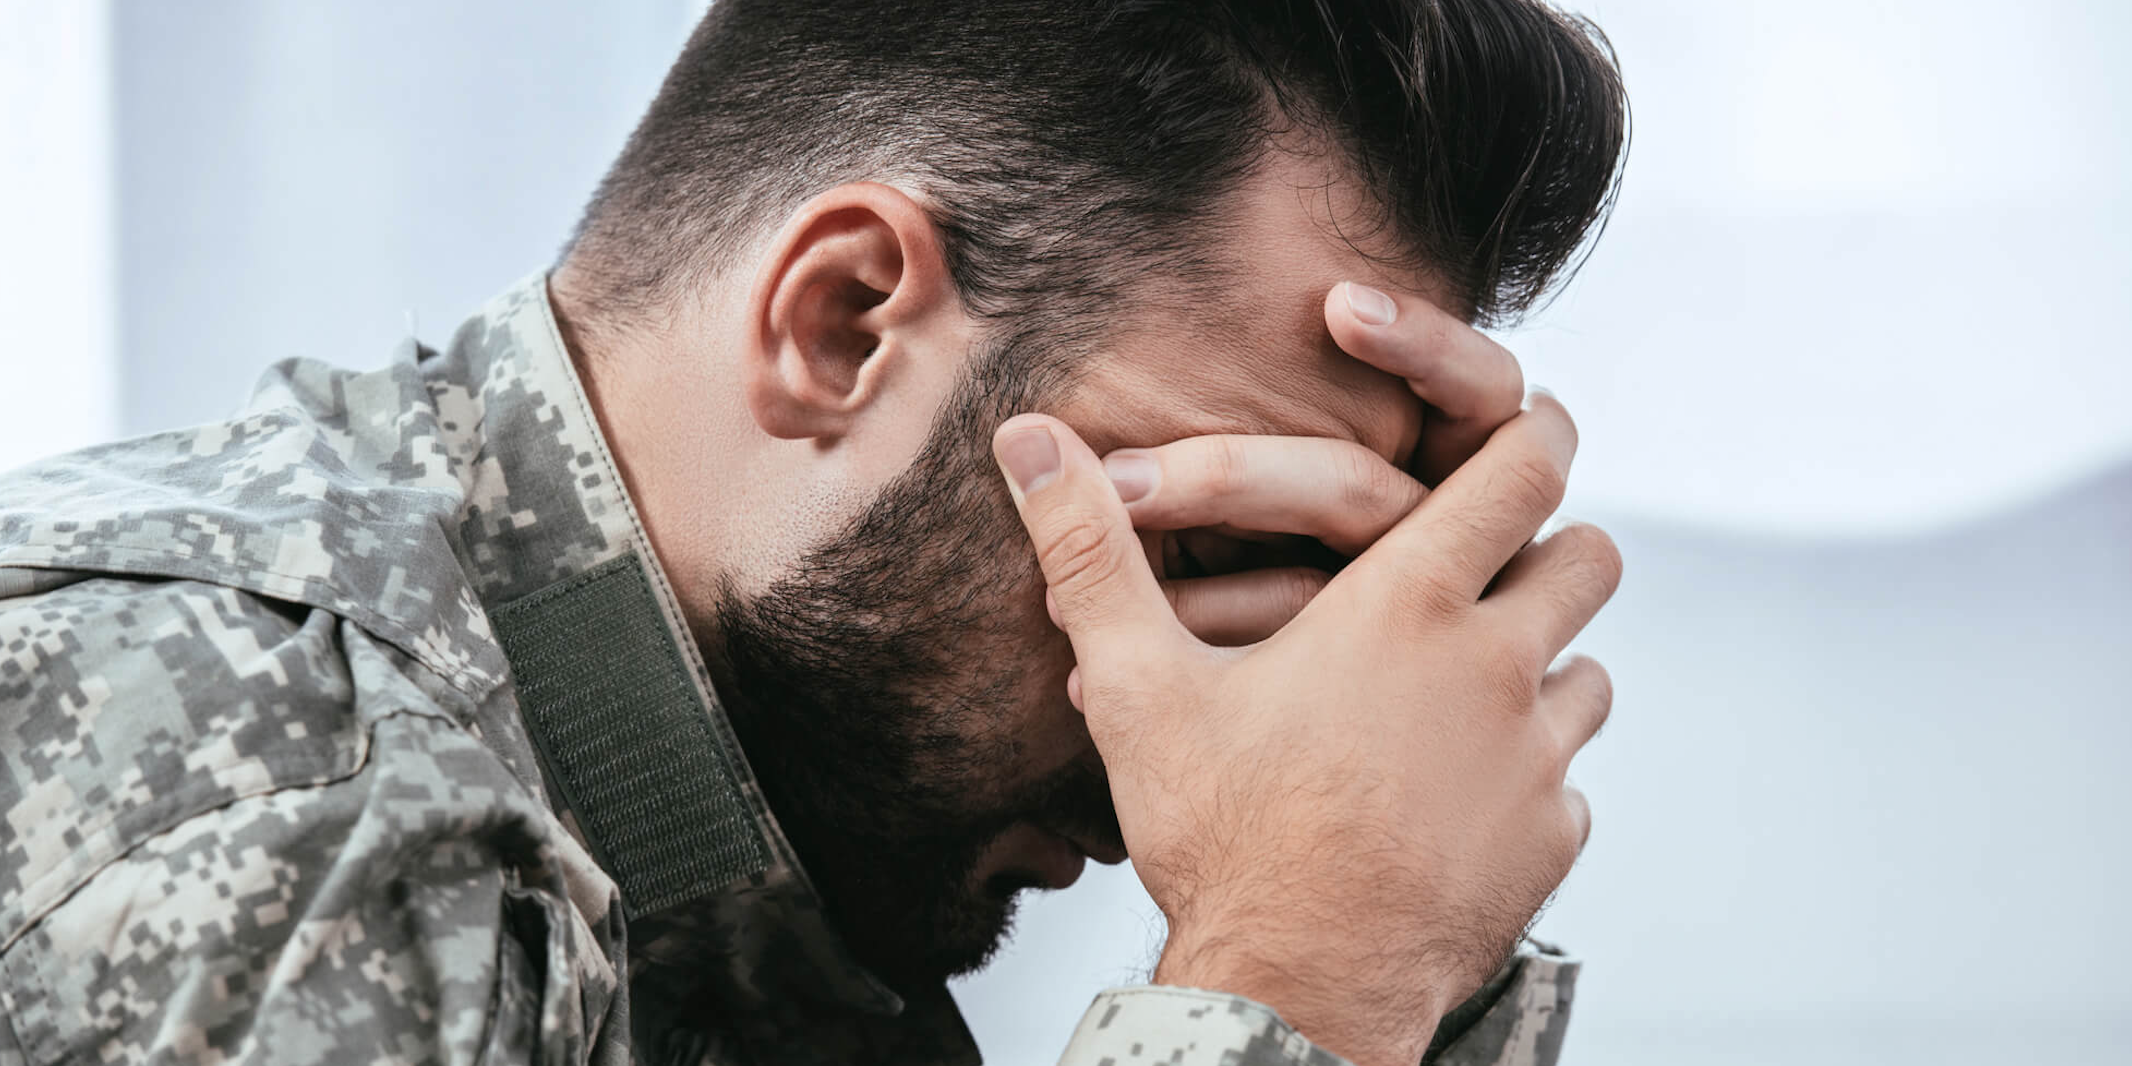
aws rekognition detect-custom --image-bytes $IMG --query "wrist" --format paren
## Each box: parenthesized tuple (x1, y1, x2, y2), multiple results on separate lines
(1154, 919, 1446, 1066)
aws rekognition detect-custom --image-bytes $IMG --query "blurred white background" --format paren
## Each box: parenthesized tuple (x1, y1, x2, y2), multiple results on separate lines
(2, 1, 2126, 1063)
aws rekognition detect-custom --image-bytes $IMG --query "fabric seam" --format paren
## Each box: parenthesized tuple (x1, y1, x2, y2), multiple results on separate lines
(0, 704, 458, 958)
(0, 554, 495, 696)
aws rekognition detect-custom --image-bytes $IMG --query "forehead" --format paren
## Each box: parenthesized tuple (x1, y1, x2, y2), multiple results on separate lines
(1058, 147, 1442, 465)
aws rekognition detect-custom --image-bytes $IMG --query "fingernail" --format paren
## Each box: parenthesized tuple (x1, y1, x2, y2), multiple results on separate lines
(998, 424, 1062, 493)
(1102, 453, 1159, 503)
(1345, 282, 1397, 326)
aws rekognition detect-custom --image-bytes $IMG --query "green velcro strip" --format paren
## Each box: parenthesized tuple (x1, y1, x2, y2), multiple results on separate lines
(492, 552, 768, 917)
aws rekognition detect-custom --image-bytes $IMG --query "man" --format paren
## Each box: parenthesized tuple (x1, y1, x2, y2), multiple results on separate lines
(0, 1, 1626, 1064)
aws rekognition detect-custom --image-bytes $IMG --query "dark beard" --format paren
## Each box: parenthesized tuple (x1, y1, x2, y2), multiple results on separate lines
(710, 340, 1124, 993)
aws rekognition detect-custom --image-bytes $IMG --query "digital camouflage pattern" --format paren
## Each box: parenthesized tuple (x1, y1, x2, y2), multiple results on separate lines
(0, 274, 1579, 1065)
(1061, 939, 1576, 1066)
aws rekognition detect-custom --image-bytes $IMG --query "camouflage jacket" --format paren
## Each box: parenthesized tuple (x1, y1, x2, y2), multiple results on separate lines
(0, 275, 1578, 1066)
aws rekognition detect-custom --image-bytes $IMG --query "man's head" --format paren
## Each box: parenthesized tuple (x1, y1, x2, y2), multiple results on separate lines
(549, 0, 1625, 991)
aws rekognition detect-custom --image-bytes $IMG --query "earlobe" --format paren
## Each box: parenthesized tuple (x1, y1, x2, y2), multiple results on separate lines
(742, 183, 955, 442)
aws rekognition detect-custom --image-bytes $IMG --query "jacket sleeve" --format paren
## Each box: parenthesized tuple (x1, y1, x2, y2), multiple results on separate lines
(0, 577, 627, 1066)
(0, 706, 629, 1066)
(1055, 940, 1578, 1066)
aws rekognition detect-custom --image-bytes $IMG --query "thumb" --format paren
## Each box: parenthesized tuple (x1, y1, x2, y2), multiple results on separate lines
(993, 414, 1184, 663)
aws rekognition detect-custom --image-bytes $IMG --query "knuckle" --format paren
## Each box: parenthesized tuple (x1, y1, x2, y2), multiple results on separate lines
(1385, 568, 1469, 628)
(1433, 508, 1510, 588)
(1489, 337, 1527, 409)
(1525, 392, 1582, 461)
(1486, 640, 1545, 708)
(1578, 655, 1615, 711)
(1334, 443, 1414, 522)
(1200, 435, 1249, 497)
(1547, 656, 1611, 760)
(1513, 646, 1551, 700)
(1579, 663, 1615, 727)
(1498, 452, 1567, 516)
(1566, 522, 1624, 582)
(1038, 511, 1127, 596)
(1555, 399, 1582, 451)
(1581, 659, 1615, 738)
(1495, 622, 1552, 687)
(1390, 321, 1454, 390)
(1548, 523, 1624, 604)
(1159, 578, 1188, 613)
(1492, 664, 1542, 716)
(1584, 694, 1613, 747)
(1277, 567, 1331, 616)
(1591, 527, 1625, 589)
(1415, 316, 1459, 365)
(1560, 788, 1593, 857)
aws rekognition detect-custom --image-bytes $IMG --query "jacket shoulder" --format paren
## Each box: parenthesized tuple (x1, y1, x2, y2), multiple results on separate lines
(0, 576, 625, 1064)
(0, 355, 506, 697)
(0, 573, 472, 948)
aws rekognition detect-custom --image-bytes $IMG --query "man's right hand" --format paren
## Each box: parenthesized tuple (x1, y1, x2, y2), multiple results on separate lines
(991, 394, 1617, 1066)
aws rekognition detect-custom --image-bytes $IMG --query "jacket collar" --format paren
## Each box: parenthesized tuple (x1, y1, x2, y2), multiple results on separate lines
(434, 274, 978, 1064)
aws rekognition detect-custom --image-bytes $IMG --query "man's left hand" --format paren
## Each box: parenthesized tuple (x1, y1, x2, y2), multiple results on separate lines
(1084, 281, 1534, 645)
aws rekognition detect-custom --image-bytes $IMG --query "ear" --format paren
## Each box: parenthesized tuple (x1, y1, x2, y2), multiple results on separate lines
(741, 182, 957, 441)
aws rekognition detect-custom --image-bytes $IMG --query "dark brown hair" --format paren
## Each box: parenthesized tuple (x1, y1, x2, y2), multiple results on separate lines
(565, 0, 1627, 331)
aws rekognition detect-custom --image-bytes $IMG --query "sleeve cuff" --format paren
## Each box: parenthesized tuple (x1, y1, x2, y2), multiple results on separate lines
(1054, 940, 1580, 1066)
(1057, 985, 1352, 1066)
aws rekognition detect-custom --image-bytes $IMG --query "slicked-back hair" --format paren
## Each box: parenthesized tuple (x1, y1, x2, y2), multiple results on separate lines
(564, 0, 1627, 336)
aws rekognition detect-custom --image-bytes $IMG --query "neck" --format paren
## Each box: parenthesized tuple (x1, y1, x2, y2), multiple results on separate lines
(545, 263, 957, 639)
(546, 271, 759, 637)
